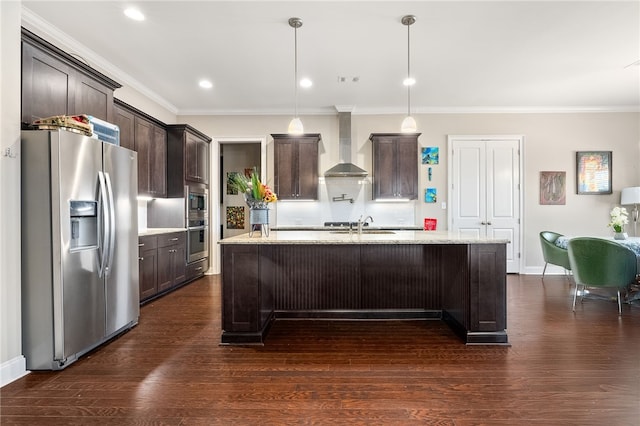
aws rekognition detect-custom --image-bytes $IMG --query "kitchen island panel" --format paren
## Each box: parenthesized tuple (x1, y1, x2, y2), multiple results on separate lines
(221, 238, 508, 345)
(272, 245, 361, 311)
(360, 245, 442, 310)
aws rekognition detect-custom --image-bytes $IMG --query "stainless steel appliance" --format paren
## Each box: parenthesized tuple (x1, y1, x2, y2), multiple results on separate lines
(187, 218, 209, 262)
(21, 129, 139, 370)
(187, 187, 207, 219)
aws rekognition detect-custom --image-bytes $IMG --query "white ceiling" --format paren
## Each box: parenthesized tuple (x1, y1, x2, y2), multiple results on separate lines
(21, 1, 640, 116)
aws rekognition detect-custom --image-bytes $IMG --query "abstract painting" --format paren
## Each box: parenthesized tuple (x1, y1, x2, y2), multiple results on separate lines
(226, 206, 245, 229)
(421, 147, 439, 165)
(425, 188, 437, 203)
(540, 171, 566, 205)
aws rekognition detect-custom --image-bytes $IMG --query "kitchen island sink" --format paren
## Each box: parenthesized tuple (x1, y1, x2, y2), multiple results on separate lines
(219, 230, 509, 346)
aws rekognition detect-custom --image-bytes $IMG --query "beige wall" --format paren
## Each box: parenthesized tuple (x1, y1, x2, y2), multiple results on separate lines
(1, 0, 27, 386)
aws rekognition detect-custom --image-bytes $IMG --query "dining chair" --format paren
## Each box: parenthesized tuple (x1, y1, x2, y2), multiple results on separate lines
(539, 231, 571, 279)
(567, 237, 638, 315)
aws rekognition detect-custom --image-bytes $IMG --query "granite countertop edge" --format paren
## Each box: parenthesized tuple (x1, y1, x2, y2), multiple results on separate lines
(138, 228, 187, 237)
(219, 230, 510, 245)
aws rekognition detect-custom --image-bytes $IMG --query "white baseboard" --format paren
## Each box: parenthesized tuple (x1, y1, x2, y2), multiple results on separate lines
(522, 265, 569, 275)
(0, 355, 28, 388)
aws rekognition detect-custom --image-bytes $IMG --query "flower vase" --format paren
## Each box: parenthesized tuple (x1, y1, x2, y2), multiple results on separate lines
(249, 208, 269, 237)
(613, 232, 628, 240)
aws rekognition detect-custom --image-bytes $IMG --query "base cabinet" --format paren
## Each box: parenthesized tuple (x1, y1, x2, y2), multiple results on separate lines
(138, 232, 205, 303)
(157, 232, 187, 292)
(138, 235, 158, 301)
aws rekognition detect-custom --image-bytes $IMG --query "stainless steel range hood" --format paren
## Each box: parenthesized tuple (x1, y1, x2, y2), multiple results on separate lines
(324, 111, 368, 177)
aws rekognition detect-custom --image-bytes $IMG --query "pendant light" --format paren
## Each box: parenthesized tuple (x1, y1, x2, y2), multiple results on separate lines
(401, 15, 417, 133)
(288, 17, 304, 135)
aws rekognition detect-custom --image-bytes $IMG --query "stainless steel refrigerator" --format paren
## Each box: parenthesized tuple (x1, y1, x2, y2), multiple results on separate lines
(21, 130, 139, 370)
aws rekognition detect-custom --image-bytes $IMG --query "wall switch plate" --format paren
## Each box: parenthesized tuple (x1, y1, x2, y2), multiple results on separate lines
(441, 202, 447, 209)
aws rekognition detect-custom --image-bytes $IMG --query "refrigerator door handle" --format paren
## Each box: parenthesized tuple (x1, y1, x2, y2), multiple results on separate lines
(97, 171, 109, 277)
(103, 172, 116, 277)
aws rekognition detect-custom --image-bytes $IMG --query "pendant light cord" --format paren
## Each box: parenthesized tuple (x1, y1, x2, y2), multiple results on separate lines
(407, 21, 411, 117)
(294, 24, 298, 119)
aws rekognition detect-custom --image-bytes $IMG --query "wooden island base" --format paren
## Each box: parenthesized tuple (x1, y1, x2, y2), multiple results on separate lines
(221, 238, 509, 346)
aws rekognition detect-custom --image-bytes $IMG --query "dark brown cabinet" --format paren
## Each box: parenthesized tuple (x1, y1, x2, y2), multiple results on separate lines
(138, 235, 159, 301)
(21, 28, 120, 126)
(157, 232, 187, 293)
(167, 125, 212, 197)
(114, 100, 167, 198)
(370, 133, 420, 200)
(272, 133, 320, 200)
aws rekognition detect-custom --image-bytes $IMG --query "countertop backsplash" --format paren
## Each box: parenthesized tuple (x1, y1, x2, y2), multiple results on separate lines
(274, 177, 416, 228)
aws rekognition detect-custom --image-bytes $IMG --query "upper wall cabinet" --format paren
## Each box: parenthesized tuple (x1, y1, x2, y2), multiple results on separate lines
(272, 134, 321, 200)
(114, 99, 167, 198)
(21, 28, 121, 126)
(167, 125, 212, 197)
(370, 133, 420, 200)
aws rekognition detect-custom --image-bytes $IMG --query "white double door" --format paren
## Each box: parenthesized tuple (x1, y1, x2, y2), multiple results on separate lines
(448, 136, 522, 273)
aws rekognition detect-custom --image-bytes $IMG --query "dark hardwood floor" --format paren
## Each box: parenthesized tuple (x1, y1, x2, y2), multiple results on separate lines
(2, 274, 639, 425)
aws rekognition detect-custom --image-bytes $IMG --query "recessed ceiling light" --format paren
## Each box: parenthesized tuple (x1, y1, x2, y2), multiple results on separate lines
(300, 78, 313, 88)
(199, 80, 213, 89)
(124, 8, 145, 21)
(403, 77, 416, 86)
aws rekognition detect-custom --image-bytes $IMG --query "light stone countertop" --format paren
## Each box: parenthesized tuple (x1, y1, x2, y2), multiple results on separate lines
(138, 228, 187, 237)
(219, 230, 510, 245)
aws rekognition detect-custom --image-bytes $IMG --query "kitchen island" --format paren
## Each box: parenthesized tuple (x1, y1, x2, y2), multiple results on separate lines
(219, 230, 509, 345)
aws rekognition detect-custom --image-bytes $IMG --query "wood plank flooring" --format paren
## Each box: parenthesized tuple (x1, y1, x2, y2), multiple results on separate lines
(2, 274, 639, 425)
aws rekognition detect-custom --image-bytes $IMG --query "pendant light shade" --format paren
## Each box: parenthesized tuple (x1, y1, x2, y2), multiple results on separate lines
(401, 115, 417, 133)
(288, 17, 304, 135)
(288, 117, 304, 134)
(401, 15, 416, 133)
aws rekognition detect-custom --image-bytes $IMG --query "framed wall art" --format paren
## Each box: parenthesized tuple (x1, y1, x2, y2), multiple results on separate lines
(576, 151, 612, 194)
(539, 171, 566, 205)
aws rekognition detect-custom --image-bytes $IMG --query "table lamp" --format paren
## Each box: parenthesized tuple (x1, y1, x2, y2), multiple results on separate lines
(621, 186, 640, 236)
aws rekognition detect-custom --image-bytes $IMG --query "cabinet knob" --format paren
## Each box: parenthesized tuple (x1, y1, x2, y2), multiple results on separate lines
(195, 267, 202, 271)
(138, 243, 145, 247)
(138, 257, 144, 261)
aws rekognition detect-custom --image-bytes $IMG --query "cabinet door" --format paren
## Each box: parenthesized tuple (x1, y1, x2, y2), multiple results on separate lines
(21, 42, 73, 124)
(157, 246, 174, 292)
(114, 106, 135, 151)
(172, 243, 187, 286)
(196, 139, 209, 185)
(274, 139, 296, 199)
(139, 247, 158, 301)
(372, 135, 418, 200)
(150, 125, 167, 197)
(273, 135, 319, 200)
(395, 137, 418, 199)
(73, 73, 114, 122)
(373, 137, 397, 199)
(185, 134, 209, 184)
(135, 117, 153, 196)
(296, 138, 319, 199)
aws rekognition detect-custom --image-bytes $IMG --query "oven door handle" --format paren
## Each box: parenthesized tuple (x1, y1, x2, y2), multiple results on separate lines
(188, 226, 207, 231)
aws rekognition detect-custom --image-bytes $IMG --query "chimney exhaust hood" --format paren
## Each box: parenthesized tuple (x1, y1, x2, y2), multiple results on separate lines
(324, 111, 368, 178)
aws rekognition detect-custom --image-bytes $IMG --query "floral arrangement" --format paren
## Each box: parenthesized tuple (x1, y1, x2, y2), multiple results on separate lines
(608, 206, 629, 233)
(228, 168, 277, 209)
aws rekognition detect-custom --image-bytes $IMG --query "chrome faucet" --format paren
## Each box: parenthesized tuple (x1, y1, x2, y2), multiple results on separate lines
(357, 215, 374, 234)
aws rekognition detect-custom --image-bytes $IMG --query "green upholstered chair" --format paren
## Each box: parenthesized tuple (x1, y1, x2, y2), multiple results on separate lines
(567, 237, 638, 315)
(539, 231, 571, 279)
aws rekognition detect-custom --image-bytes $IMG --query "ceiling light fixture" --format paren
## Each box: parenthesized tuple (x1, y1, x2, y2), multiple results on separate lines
(199, 80, 213, 89)
(288, 17, 304, 135)
(124, 7, 145, 21)
(400, 15, 417, 133)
